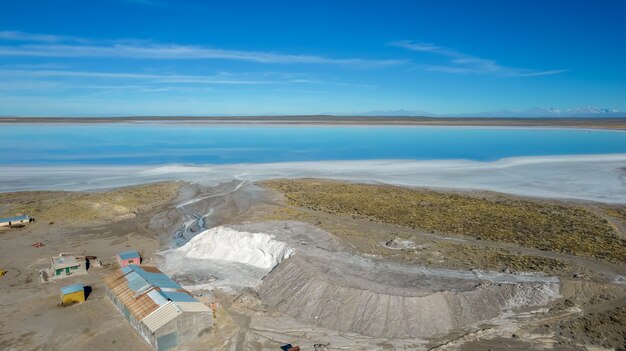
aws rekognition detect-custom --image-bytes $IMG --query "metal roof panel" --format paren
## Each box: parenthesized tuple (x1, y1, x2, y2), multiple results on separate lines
(125, 271, 150, 292)
(176, 301, 212, 312)
(161, 290, 196, 303)
(147, 289, 169, 306)
(142, 302, 181, 333)
(128, 265, 182, 290)
(60, 284, 84, 295)
(118, 250, 141, 260)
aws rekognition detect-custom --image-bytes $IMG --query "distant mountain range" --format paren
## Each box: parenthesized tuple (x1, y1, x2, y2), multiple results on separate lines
(358, 106, 626, 118)
(2, 106, 625, 119)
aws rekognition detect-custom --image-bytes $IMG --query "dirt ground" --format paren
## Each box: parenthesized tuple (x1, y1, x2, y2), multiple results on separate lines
(0, 182, 202, 351)
(1, 179, 625, 350)
(0, 199, 162, 351)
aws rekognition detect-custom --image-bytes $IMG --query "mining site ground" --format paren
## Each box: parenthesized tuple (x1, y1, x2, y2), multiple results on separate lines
(0, 179, 624, 350)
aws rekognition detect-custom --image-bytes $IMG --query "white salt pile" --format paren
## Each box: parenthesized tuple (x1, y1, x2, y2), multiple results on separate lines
(177, 226, 293, 269)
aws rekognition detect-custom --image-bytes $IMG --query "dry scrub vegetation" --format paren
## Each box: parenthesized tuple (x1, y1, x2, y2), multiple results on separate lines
(0, 182, 182, 225)
(554, 305, 626, 349)
(263, 179, 626, 263)
(256, 205, 576, 274)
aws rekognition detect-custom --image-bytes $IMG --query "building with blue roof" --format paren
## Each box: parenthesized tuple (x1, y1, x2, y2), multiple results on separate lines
(0, 215, 32, 227)
(116, 250, 141, 267)
(59, 283, 85, 305)
(103, 264, 212, 351)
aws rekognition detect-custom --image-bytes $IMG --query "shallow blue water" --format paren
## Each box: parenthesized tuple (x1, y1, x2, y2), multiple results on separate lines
(1, 124, 625, 165)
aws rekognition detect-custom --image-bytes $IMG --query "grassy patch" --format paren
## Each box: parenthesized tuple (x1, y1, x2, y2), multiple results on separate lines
(0, 182, 182, 225)
(262, 179, 626, 263)
(604, 207, 626, 221)
(256, 205, 574, 273)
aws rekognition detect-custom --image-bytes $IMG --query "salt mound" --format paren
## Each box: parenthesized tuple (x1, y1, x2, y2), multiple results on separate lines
(178, 226, 293, 269)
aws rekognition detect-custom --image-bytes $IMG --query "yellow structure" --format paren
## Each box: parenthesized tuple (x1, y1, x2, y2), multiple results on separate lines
(59, 284, 85, 305)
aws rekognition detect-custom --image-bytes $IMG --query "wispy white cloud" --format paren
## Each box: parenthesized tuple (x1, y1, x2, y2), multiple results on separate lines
(512, 69, 569, 77)
(0, 69, 282, 85)
(0, 80, 66, 91)
(0, 68, 372, 95)
(391, 40, 566, 77)
(0, 30, 89, 43)
(0, 30, 64, 42)
(0, 31, 404, 68)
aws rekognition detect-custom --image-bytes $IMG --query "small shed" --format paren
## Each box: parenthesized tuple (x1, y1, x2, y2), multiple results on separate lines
(59, 284, 85, 305)
(51, 255, 87, 277)
(0, 215, 32, 227)
(39, 254, 88, 283)
(116, 250, 141, 267)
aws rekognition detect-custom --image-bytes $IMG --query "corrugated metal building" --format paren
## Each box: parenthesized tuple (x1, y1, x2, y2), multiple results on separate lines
(116, 250, 142, 267)
(103, 265, 212, 351)
(59, 284, 85, 305)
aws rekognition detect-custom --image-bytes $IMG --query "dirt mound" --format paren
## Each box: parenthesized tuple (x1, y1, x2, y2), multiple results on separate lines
(258, 256, 560, 339)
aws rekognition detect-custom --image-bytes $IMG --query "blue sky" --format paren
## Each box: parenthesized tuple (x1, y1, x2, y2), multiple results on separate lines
(0, 0, 625, 116)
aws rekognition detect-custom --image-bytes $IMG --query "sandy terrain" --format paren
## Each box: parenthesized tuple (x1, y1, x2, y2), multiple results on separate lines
(1, 179, 625, 350)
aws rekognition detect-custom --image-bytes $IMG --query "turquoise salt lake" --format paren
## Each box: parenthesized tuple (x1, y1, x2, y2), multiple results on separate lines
(2, 124, 626, 165)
